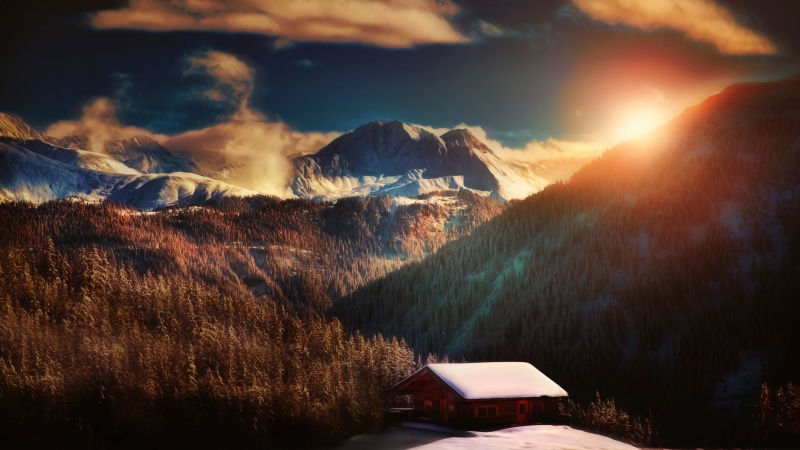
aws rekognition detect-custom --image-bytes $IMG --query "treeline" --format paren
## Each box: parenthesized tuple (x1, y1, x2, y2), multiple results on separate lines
(751, 381, 800, 448)
(0, 191, 503, 318)
(561, 392, 658, 447)
(335, 91, 800, 445)
(0, 190, 504, 446)
(0, 238, 416, 447)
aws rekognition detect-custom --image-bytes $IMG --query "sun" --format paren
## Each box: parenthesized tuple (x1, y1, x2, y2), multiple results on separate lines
(613, 108, 667, 143)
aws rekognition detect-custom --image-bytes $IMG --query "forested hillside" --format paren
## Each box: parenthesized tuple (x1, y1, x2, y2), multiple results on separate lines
(334, 76, 800, 445)
(0, 191, 502, 447)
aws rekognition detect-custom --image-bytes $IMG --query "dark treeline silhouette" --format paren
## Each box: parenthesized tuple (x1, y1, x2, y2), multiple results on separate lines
(334, 78, 800, 446)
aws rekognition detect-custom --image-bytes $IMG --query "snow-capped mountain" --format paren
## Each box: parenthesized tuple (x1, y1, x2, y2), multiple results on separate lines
(52, 133, 197, 174)
(0, 113, 254, 210)
(103, 136, 198, 174)
(290, 120, 552, 201)
(0, 113, 48, 141)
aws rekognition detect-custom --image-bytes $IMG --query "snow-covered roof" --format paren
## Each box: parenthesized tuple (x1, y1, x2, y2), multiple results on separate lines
(426, 362, 568, 399)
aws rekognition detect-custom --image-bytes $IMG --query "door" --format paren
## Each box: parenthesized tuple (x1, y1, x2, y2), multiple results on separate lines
(517, 400, 529, 424)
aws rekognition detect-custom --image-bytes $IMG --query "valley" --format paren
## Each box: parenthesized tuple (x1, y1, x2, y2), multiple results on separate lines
(1, 76, 799, 448)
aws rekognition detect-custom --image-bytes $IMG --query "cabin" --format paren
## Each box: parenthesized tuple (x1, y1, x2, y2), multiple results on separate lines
(388, 362, 568, 428)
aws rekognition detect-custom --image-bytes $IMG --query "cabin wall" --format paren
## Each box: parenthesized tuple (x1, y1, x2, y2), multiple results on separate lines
(454, 397, 565, 428)
(390, 368, 567, 428)
(531, 397, 562, 422)
(407, 373, 448, 422)
(455, 399, 518, 427)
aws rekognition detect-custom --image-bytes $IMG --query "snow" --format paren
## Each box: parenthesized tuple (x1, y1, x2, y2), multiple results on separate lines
(0, 141, 255, 210)
(291, 120, 561, 202)
(336, 425, 637, 450)
(297, 171, 489, 201)
(414, 425, 638, 450)
(427, 362, 568, 399)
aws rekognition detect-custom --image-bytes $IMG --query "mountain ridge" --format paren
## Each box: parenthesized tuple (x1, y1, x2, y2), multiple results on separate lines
(0, 115, 255, 209)
(290, 120, 552, 201)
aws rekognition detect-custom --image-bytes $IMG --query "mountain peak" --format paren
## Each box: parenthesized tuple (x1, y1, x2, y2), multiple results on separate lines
(0, 112, 46, 141)
(354, 119, 429, 141)
(290, 120, 550, 201)
(441, 128, 477, 140)
(441, 128, 492, 154)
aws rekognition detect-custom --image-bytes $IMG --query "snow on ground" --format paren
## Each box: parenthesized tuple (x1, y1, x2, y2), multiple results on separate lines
(335, 425, 638, 450)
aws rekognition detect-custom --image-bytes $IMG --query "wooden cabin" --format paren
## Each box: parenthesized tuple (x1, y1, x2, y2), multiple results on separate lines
(388, 362, 568, 428)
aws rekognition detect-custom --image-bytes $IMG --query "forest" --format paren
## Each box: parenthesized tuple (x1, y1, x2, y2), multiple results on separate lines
(3, 79, 800, 448)
(334, 88, 800, 446)
(0, 191, 502, 447)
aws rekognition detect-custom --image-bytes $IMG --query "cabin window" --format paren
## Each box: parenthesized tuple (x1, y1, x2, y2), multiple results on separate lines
(476, 405, 498, 418)
(519, 403, 526, 414)
(424, 400, 433, 415)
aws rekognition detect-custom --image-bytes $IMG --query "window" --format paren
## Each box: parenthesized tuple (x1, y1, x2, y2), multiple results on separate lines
(519, 403, 526, 414)
(476, 405, 498, 418)
(424, 400, 433, 416)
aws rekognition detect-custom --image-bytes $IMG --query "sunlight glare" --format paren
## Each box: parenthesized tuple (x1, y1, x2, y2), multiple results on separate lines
(613, 108, 667, 143)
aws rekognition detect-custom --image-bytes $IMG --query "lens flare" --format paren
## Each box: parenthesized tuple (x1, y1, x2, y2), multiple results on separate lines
(613, 108, 668, 143)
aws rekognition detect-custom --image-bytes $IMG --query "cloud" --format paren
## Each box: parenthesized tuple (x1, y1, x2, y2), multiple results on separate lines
(184, 49, 254, 106)
(169, 50, 342, 196)
(414, 123, 607, 163)
(163, 104, 339, 197)
(571, 0, 777, 55)
(47, 50, 341, 197)
(92, 0, 468, 48)
(476, 20, 505, 38)
(45, 98, 167, 153)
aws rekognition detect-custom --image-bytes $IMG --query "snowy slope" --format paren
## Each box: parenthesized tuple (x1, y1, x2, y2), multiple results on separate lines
(0, 141, 127, 203)
(440, 129, 550, 200)
(337, 425, 637, 450)
(0, 141, 255, 209)
(290, 121, 550, 201)
(414, 425, 638, 450)
(0, 112, 48, 141)
(107, 172, 257, 210)
(16, 138, 141, 175)
(103, 136, 197, 174)
(0, 114, 255, 209)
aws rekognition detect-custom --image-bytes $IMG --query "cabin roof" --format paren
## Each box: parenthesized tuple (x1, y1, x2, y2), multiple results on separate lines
(421, 362, 568, 400)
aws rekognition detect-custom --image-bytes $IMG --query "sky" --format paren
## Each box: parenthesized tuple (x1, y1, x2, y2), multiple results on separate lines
(2, 1, 799, 195)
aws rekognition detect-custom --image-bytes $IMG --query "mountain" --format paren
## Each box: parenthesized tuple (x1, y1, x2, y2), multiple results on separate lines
(103, 136, 198, 174)
(334, 75, 800, 445)
(0, 114, 254, 209)
(0, 112, 48, 141)
(290, 120, 552, 201)
(51, 133, 197, 174)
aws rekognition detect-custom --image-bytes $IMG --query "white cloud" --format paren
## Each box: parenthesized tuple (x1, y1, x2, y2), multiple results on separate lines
(571, 0, 777, 55)
(45, 98, 167, 153)
(92, 0, 468, 48)
(163, 104, 339, 197)
(184, 49, 254, 105)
